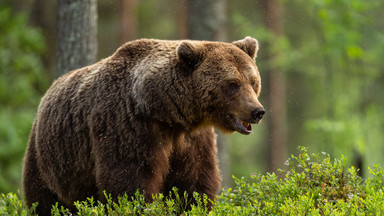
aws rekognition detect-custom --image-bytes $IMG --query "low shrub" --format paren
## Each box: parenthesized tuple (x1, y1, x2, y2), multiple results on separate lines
(2, 147, 384, 215)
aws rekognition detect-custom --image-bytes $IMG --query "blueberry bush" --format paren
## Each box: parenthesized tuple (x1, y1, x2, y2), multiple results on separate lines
(2, 147, 384, 215)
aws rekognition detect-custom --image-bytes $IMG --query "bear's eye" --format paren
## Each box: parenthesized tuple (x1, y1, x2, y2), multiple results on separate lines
(222, 80, 241, 94)
(251, 81, 257, 88)
(229, 82, 240, 91)
(229, 82, 239, 90)
(223, 81, 240, 95)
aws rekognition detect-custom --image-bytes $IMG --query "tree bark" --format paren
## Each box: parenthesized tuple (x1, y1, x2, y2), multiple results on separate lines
(185, 0, 227, 41)
(176, 0, 188, 39)
(120, 0, 138, 43)
(263, 0, 287, 174)
(56, 0, 98, 78)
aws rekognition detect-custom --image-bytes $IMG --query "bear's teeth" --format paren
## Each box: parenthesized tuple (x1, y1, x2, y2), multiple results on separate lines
(242, 122, 252, 131)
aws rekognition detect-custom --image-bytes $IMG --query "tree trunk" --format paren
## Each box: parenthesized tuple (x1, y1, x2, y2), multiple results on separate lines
(263, 0, 287, 174)
(56, 0, 98, 78)
(176, 0, 188, 39)
(120, 0, 138, 43)
(185, 0, 227, 41)
(185, 0, 230, 188)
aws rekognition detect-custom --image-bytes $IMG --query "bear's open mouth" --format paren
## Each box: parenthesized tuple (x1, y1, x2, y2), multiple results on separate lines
(231, 116, 253, 135)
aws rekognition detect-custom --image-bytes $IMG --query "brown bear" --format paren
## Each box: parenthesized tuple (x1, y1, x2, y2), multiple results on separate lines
(22, 37, 265, 214)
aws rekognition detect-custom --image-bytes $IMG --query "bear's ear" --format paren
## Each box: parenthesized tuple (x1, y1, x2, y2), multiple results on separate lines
(176, 41, 202, 67)
(232, 36, 259, 60)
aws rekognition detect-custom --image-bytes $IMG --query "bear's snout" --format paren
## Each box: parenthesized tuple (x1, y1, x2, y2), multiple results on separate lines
(252, 107, 265, 123)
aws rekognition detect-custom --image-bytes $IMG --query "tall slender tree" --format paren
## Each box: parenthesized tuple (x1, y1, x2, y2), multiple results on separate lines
(176, 0, 188, 39)
(56, 0, 98, 78)
(262, 0, 287, 174)
(185, 0, 227, 41)
(120, 0, 138, 43)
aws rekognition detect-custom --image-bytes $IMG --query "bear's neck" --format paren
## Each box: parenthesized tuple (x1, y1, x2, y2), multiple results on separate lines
(132, 65, 204, 131)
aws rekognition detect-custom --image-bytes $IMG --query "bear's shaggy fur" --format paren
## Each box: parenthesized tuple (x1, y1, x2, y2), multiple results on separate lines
(23, 37, 265, 214)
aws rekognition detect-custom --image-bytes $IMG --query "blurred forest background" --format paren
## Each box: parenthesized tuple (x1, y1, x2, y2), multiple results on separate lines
(1, 0, 384, 194)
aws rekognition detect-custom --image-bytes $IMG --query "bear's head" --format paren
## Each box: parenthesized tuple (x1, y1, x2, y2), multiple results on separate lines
(177, 37, 265, 135)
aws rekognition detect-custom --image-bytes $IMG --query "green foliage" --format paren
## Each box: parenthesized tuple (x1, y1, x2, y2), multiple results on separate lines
(297, 0, 384, 164)
(0, 7, 47, 105)
(3, 147, 384, 215)
(0, 192, 36, 216)
(231, 0, 384, 177)
(216, 147, 384, 215)
(230, 0, 384, 174)
(0, 5, 48, 193)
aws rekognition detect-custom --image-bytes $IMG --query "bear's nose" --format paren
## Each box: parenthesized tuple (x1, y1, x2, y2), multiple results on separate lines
(252, 107, 265, 122)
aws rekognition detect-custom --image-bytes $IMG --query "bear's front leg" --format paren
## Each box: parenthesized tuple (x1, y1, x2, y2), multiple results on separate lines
(91, 122, 173, 203)
(163, 128, 222, 209)
(94, 157, 165, 202)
